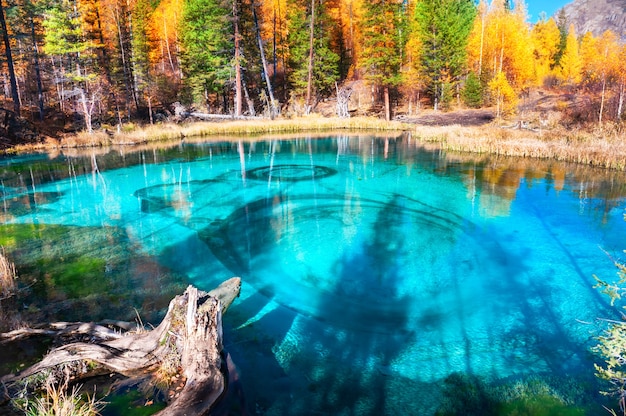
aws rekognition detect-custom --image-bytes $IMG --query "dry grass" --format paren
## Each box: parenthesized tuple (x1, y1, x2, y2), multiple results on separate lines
(0, 248, 17, 298)
(109, 116, 411, 145)
(18, 377, 105, 416)
(413, 123, 626, 170)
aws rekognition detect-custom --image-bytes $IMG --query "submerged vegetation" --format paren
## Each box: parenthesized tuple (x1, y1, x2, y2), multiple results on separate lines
(0, 223, 187, 330)
(435, 373, 592, 416)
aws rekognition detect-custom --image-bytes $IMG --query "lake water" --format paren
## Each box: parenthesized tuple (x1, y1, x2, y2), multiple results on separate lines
(1, 133, 626, 414)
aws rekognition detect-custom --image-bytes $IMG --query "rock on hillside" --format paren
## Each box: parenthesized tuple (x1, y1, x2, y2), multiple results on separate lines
(559, 0, 626, 37)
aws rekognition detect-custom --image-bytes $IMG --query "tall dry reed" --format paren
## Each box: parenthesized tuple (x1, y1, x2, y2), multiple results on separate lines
(0, 248, 16, 298)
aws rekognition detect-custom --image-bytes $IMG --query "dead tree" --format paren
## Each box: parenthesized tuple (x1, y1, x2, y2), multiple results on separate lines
(336, 83, 352, 118)
(1, 277, 241, 415)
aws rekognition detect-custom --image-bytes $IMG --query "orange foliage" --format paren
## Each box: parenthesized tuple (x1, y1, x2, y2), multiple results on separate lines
(147, 0, 182, 77)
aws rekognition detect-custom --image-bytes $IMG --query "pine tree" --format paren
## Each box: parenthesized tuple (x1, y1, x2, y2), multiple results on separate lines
(285, 0, 339, 109)
(179, 0, 232, 111)
(553, 8, 568, 68)
(412, 0, 475, 109)
(462, 71, 482, 108)
(43, 0, 102, 132)
(360, 0, 404, 120)
(130, 0, 156, 118)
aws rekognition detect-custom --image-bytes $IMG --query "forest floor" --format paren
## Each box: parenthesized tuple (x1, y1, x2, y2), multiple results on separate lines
(397, 108, 495, 126)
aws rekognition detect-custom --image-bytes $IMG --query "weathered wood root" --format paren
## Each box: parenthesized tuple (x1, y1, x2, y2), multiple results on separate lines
(1, 277, 241, 415)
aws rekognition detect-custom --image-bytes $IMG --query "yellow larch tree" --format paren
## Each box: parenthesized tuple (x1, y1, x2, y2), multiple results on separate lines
(579, 30, 621, 123)
(489, 70, 517, 118)
(341, 0, 364, 78)
(260, 0, 288, 82)
(147, 0, 182, 79)
(530, 16, 560, 85)
(596, 30, 621, 123)
(401, 0, 422, 114)
(579, 31, 599, 86)
(466, 0, 488, 76)
(470, 0, 534, 93)
(557, 24, 581, 85)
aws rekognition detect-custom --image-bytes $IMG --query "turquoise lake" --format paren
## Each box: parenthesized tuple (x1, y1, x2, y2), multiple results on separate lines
(1, 133, 626, 414)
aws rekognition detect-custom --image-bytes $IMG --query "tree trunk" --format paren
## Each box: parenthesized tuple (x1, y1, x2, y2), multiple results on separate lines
(242, 76, 256, 116)
(384, 85, 390, 121)
(252, 1, 278, 118)
(273, 7, 277, 88)
(600, 75, 606, 124)
(305, 0, 315, 114)
(1, 278, 242, 416)
(113, 4, 139, 114)
(233, 0, 242, 117)
(617, 79, 624, 121)
(0, 0, 20, 117)
(30, 16, 44, 121)
(79, 89, 94, 134)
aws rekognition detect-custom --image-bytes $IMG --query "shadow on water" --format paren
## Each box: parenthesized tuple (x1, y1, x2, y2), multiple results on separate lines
(205, 195, 423, 414)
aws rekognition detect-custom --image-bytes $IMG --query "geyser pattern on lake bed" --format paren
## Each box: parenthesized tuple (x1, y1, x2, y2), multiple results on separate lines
(1, 136, 624, 414)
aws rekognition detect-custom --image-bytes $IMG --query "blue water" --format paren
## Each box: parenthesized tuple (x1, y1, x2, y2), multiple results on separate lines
(2, 135, 626, 414)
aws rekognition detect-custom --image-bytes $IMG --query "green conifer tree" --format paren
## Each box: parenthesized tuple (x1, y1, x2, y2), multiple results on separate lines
(462, 71, 483, 108)
(285, 0, 338, 110)
(179, 0, 232, 110)
(43, 0, 101, 132)
(412, 0, 475, 109)
(360, 0, 404, 120)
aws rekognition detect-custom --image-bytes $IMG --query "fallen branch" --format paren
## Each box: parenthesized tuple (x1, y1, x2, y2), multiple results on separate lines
(1, 277, 241, 415)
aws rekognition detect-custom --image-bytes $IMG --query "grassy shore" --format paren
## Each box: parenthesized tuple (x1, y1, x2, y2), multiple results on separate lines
(412, 122, 626, 170)
(8, 114, 626, 170)
(18, 116, 410, 149)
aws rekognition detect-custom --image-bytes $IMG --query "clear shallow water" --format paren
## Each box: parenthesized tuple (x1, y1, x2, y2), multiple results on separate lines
(2, 134, 626, 414)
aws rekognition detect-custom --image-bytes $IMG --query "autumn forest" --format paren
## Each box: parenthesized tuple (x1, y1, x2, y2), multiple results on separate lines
(0, 0, 625, 134)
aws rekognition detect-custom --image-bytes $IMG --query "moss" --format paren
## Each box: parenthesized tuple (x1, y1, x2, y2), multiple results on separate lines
(0, 223, 68, 248)
(100, 388, 167, 416)
(499, 394, 585, 416)
(36, 255, 110, 298)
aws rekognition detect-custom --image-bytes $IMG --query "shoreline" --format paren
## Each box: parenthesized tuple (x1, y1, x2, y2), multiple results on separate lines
(5, 115, 626, 171)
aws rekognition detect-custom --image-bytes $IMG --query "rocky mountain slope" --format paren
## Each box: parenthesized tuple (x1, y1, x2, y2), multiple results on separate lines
(559, 0, 626, 37)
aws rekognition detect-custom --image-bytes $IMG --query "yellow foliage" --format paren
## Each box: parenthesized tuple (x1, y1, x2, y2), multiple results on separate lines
(489, 71, 518, 118)
(557, 24, 581, 85)
(468, 0, 534, 91)
(531, 17, 560, 85)
(579, 31, 599, 84)
(466, 0, 488, 75)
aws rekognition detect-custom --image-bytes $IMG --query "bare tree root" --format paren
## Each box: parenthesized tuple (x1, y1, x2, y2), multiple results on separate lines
(1, 277, 241, 415)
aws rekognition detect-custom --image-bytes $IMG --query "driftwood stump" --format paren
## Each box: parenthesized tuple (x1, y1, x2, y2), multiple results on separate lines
(1, 277, 241, 415)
